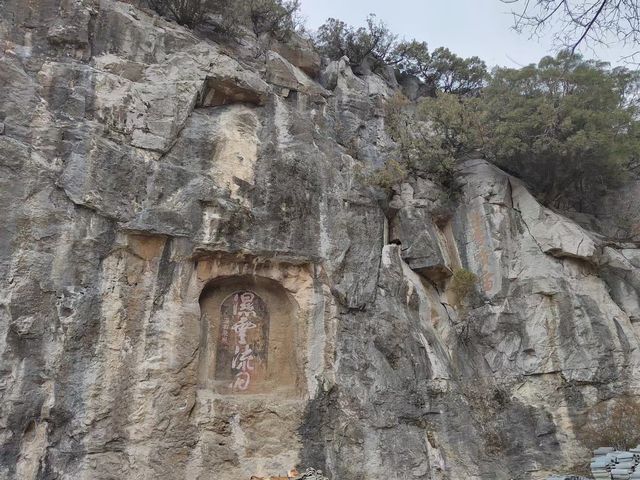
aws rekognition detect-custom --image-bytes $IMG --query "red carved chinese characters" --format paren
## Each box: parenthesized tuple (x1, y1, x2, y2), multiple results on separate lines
(216, 291, 269, 392)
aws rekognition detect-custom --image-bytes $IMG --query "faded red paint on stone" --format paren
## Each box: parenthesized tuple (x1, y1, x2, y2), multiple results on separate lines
(215, 291, 269, 392)
(469, 206, 494, 293)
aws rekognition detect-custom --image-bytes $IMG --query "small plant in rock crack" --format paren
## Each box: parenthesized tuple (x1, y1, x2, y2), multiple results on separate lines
(450, 268, 479, 342)
(450, 268, 477, 306)
(356, 159, 408, 192)
(579, 397, 640, 450)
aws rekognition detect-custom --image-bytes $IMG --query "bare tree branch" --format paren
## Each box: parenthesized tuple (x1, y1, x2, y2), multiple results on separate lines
(571, 0, 610, 52)
(502, 0, 640, 62)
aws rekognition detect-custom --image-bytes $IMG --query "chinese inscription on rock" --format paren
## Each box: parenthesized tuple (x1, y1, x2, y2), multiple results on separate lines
(215, 291, 269, 392)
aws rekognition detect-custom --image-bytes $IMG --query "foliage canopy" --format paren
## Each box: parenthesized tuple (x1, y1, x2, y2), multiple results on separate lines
(146, 0, 301, 38)
(385, 52, 640, 211)
(314, 16, 488, 92)
(315, 15, 398, 69)
(480, 52, 640, 208)
(395, 42, 488, 95)
(243, 0, 301, 40)
(146, 0, 209, 28)
(385, 91, 484, 190)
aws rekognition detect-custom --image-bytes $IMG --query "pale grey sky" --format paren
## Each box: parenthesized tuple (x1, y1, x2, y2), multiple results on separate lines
(299, 0, 635, 68)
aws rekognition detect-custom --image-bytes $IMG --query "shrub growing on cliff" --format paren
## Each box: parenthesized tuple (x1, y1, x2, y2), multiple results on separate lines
(242, 0, 301, 40)
(579, 397, 640, 450)
(449, 268, 479, 341)
(315, 15, 398, 69)
(450, 268, 478, 306)
(359, 159, 408, 191)
(146, 0, 300, 38)
(146, 0, 208, 28)
(384, 91, 484, 190)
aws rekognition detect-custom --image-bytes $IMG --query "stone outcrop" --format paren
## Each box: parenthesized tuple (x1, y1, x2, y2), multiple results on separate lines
(1, 2, 640, 480)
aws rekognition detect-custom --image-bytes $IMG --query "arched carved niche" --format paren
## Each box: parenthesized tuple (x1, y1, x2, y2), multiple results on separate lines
(198, 275, 301, 395)
(216, 291, 269, 391)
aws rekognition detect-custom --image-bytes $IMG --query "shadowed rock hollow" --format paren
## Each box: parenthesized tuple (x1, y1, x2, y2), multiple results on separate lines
(1, 1, 640, 479)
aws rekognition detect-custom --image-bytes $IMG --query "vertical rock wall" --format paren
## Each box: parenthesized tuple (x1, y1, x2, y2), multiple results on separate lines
(1, 2, 639, 479)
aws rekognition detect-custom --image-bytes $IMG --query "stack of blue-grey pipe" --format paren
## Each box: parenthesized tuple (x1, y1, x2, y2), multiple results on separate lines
(546, 476, 590, 480)
(591, 447, 614, 479)
(590, 447, 640, 479)
(631, 446, 640, 480)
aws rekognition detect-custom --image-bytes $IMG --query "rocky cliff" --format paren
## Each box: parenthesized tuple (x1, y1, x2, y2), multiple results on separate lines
(1, 1, 640, 479)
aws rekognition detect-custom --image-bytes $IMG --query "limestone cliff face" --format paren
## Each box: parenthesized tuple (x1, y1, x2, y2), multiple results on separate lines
(1, 2, 639, 479)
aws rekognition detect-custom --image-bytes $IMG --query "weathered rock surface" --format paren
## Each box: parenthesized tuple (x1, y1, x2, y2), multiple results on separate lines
(1, 2, 639, 480)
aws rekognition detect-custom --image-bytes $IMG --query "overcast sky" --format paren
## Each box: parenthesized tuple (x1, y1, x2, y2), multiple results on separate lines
(299, 0, 634, 68)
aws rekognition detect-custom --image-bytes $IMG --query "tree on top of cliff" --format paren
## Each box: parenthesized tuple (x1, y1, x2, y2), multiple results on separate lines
(146, 0, 208, 28)
(480, 51, 640, 209)
(314, 16, 488, 94)
(146, 0, 301, 38)
(314, 15, 398, 69)
(394, 42, 488, 95)
(384, 51, 640, 211)
(243, 0, 301, 40)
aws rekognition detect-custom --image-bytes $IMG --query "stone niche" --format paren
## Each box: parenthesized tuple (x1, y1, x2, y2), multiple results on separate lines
(198, 275, 301, 395)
